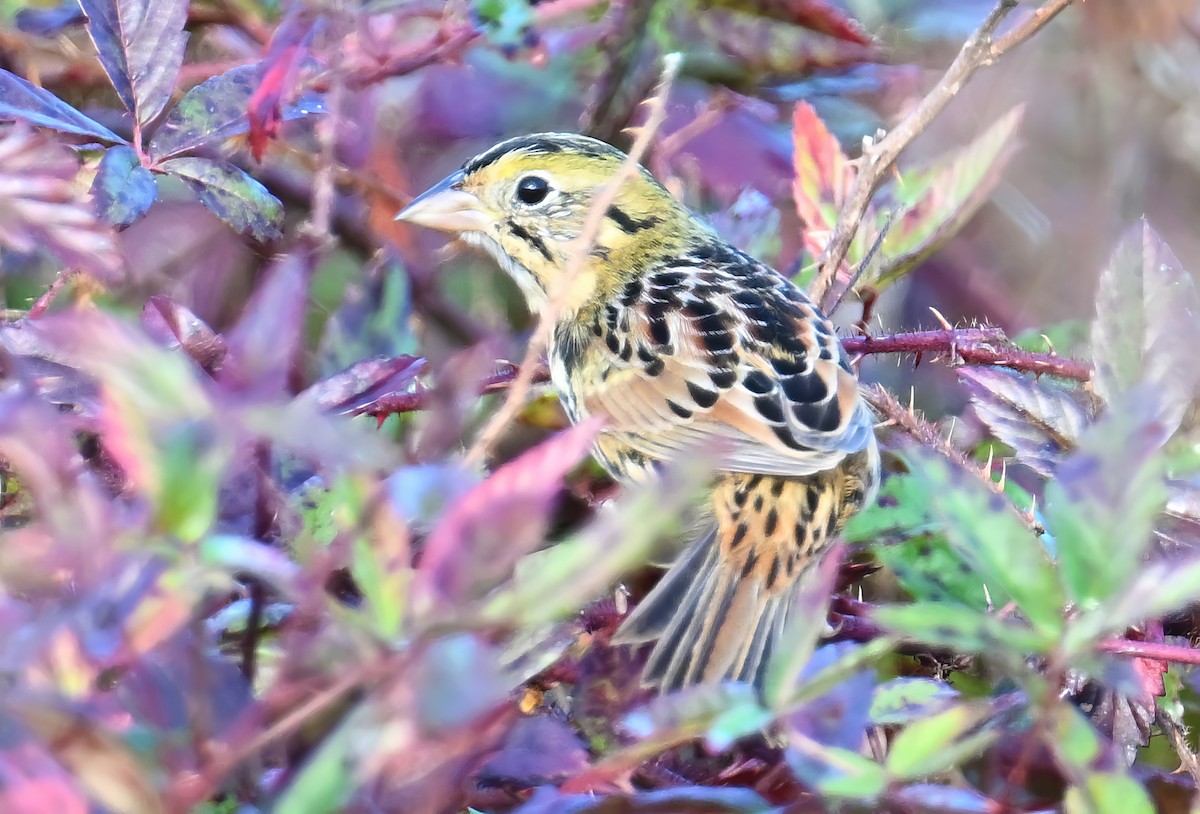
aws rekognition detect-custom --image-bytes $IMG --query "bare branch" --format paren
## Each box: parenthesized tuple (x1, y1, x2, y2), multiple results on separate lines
(809, 0, 1078, 308)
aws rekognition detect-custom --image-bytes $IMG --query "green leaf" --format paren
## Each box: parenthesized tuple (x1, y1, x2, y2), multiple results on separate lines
(874, 601, 1054, 655)
(90, 145, 158, 228)
(1092, 220, 1200, 436)
(844, 472, 935, 541)
(35, 311, 226, 541)
(1051, 704, 1103, 771)
(1063, 773, 1154, 814)
(158, 157, 283, 241)
(1068, 556, 1200, 653)
(806, 747, 888, 800)
(150, 62, 325, 160)
(1044, 403, 1168, 609)
(473, 0, 535, 50)
(873, 106, 1023, 289)
(869, 677, 960, 726)
(885, 702, 997, 780)
(905, 450, 1064, 639)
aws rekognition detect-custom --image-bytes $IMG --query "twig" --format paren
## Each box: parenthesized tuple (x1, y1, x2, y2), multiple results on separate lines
(809, 0, 1077, 308)
(28, 268, 80, 318)
(345, 25, 479, 89)
(864, 384, 1042, 534)
(462, 53, 682, 467)
(1155, 707, 1200, 792)
(355, 363, 549, 420)
(843, 328, 1093, 382)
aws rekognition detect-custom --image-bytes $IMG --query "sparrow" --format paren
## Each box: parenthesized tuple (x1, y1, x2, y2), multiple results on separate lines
(397, 133, 879, 693)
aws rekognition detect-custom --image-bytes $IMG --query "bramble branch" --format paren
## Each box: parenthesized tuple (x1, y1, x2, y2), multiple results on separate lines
(843, 328, 1093, 382)
(354, 326, 1091, 421)
(810, 0, 1078, 308)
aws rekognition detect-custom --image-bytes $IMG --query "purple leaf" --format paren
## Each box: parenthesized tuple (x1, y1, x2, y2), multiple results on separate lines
(89, 144, 157, 228)
(141, 295, 227, 373)
(785, 642, 876, 784)
(78, 0, 188, 126)
(515, 785, 773, 814)
(474, 716, 589, 789)
(889, 784, 997, 814)
(1092, 220, 1200, 437)
(416, 416, 603, 605)
(298, 355, 426, 414)
(219, 246, 315, 394)
(959, 367, 1092, 478)
(15, 3, 85, 36)
(158, 157, 284, 242)
(0, 70, 123, 142)
(0, 126, 123, 280)
(149, 62, 325, 161)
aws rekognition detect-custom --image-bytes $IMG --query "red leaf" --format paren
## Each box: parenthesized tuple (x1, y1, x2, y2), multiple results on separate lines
(247, 10, 320, 162)
(791, 102, 854, 270)
(415, 416, 603, 607)
(776, 0, 872, 44)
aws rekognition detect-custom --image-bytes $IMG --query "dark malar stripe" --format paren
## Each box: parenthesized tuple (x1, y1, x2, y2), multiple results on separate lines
(606, 205, 661, 234)
(509, 221, 553, 261)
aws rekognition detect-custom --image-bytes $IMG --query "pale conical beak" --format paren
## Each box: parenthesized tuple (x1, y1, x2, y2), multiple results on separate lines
(394, 170, 492, 232)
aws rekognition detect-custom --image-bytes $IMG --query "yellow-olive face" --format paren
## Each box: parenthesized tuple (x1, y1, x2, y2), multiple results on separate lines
(396, 133, 689, 306)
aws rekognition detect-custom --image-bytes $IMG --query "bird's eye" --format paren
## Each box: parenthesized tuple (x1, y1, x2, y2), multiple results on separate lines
(516, 175, 551, 205)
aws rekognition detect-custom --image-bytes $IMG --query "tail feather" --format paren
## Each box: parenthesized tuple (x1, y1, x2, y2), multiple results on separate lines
(613, 527, 790, 693)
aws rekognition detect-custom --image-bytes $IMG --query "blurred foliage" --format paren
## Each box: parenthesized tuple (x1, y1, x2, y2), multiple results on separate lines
(0, 0, 1196, 813)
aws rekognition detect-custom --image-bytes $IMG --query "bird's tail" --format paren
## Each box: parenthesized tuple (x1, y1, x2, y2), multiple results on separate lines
(612, 525, 793, 693)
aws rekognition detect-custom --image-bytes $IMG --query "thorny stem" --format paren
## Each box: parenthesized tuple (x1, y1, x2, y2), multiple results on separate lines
(809, 0, 1078, 308)
(358, 327, 1089, 420)
(461, 53, 682, 468)
(843, 328, 1093, 382)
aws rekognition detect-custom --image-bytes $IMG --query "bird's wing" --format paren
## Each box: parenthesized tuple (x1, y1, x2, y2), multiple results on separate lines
(574, 248, 875, 478)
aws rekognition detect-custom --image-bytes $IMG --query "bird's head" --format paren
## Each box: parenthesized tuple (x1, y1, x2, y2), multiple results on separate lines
(396, 133, 697, 313)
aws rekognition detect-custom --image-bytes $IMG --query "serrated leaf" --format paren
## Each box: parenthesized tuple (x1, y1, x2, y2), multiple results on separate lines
(90, 144, 157, 228)
(874, 601, 1053, 655)
(1092, 220, 1200, 436)
(0, 70, 123, 141)
(0, 126, 123, 280)
(415, 417, 602, 611)
(1044, 400, 1168, 609)
(960, 367, 1091, 478)
(873, 106, 1022, 288)
(79, 0, 188, 125)
(159, 157, 283, 242)
(875, 532, 991, 607)
(1068, 557, 1200, 653)
(792, 101, 858, 281)
(905, 450, 1064, 639)
(150, 62, 325, 160)
(885, 702, 996, 780)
